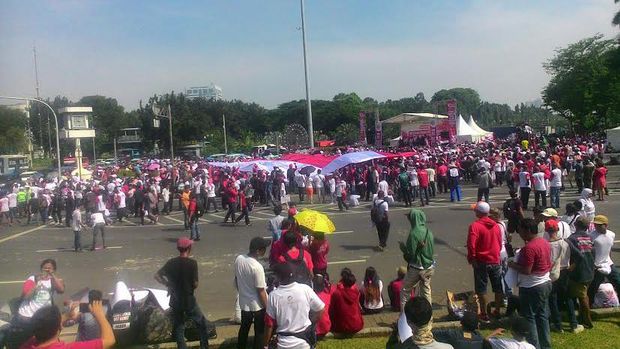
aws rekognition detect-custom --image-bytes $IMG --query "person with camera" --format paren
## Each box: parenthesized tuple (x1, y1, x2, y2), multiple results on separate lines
(20, 301, 115, 349)
(64, 290, 110, 342)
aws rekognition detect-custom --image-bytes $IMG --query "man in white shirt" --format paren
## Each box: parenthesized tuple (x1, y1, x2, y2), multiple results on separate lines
(312, 170, 325, 203)
(7, 191, 19, 224)
(0, 194, 10, 226)
(518, 165, 531, 210)
(90, 211, 107, 251)
(587, 215, 620, 305)
(72, 206, 84, 252)
(114, 188, 127, 223)
(373, 190, 390, 251)
(235, 237, 269, 349)
(549, 164, 562, 209)
(264, 263, 325, 349)
(531, 167, 547, 208)
(539, 208, 571, 240)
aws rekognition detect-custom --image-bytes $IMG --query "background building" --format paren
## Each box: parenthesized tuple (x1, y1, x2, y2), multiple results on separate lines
(185, 83, 223, 100)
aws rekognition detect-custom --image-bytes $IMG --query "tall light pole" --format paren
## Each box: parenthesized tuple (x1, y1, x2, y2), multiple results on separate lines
(300, 0, 314, 148)
(153, 103, 174, 164)
(222, 114, 228, 154)
(0, 95, 62, 180)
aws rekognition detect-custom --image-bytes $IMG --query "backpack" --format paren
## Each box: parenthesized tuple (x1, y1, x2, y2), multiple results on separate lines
(283, 249, 312, 286)
(502, 198, 517, 219)
(370, 200, 385, 224)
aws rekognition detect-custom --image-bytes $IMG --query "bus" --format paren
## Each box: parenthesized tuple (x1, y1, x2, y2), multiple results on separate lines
(0, 154, 29, 176)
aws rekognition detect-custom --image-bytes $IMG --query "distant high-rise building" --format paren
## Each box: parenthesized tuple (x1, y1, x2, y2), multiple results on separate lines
(185, 83, 223, 100)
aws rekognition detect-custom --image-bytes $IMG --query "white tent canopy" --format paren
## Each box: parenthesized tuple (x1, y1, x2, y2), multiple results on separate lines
(467, 115, 492, 135)
(382, 113, 448, 127)
(456, 114, 485, 143)
(607, 125, 620, 151)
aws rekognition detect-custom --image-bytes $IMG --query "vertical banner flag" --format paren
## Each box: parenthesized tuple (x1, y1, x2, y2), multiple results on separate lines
(359, 112, 367, 144)
(430, 121, 437, 146)
(446, 99, 457, 138)
(375, 112, 383, 147)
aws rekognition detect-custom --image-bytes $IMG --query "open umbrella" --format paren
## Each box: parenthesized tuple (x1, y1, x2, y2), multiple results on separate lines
(294, 209, 336, 233)
(147, 163, 161, 171)
(299, 165, 317, 175)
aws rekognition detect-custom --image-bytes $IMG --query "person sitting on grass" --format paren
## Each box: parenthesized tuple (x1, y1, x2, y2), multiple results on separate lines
(433, 311, 483, 349)
(312, 274, 333, 339)
(329, 268, 364, 335)
(20, 302, 115, 349)
(483, 316, 535, 349)
(388, 266, 411, 311)
(360, 266, 384, 314)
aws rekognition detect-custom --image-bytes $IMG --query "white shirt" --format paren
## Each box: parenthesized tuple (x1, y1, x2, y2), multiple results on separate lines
(206, 183, 216, 198)
(550, 168, 562, 188)
(589, 229, 615, 269)
(487, 338, 535, 349)
(361, 280, 384, 310)
(18, 276, 54, 318)
(409, 170, 419, 186)
(378, 180, 389, 194)
(7, 193, 17, 208)
(91, 212, 106, 226)
(72, 209, 83, 231)
(328, 178, 336, 192)
(266, 282, 324, 349)
(313, 174, 325, 188)
(541, 220, 571, 240)
(373, 198, 389, 218)
(532, 172, 546, 191)
(0, 197, 9, 212)
(518, 171, 530, 188)
(162, 187, 170, 202)
(234, 254, 267, 312)
(116, 191, 126, 208)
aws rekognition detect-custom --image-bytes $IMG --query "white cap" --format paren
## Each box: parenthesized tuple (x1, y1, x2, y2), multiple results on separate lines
(475, 201, 490, 214)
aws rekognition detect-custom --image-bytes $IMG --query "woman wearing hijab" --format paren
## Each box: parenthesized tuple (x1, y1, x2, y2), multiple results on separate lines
(578, 188, 595, 221)
(398, 209, 436, 310)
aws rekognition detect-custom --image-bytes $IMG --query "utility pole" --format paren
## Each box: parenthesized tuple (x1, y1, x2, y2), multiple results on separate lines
(33, 46, 52, 156)
(222, 114, 228, 154)
(168, 104, 174, 164)
(300, 0, 314, 148)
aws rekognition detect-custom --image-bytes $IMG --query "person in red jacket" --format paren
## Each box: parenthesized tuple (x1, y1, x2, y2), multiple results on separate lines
(313, 274, 333, 338)
(467, 201, 503, 322)
(417, 167, 430, 206)
(223, 182, 238, 223)
(329, 268, 364, 334)
(309, 231, 329, 277)
(234, 184, 251, 226)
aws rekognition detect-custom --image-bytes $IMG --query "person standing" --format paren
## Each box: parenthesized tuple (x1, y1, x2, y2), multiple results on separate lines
(508, 218, 552, 349)
(161, 184, 171, 215)
(234, 237, 269, 349)
(205, 180, 218, 212)
(573, 157, 584, 194)
(549, 163, 562, 209)
(467, 202, 503, 322)
(532, 167, 547, 208)
(113, 188, 127, 223)
(399, 167, 412, 207)
(426, 164, 437, 198)
(264, 263, 325, 349)
(313, 169, 325, 203)
(503, 189, 524, 235)
(90, 211, 107, 251)
(234, 185, 251, 226)
(518, 164, 532, 210)
(437, 161, 448, 194)
(448, 163, 461, 202)
(7, 190, 20, 224)
(188, 193, 201, 241)
(0, 193, 10, 226)
(399, 209, 435, 309)
(223, 182, 238, 223)
(155, 238, 209, 349)
(72, 205, 85, 252)
(587, 215, 620, 307)
(372, 190, 390, 251)
(593, 160, 608, 201)
(335, 177, 348, 211)
(417, 167, 430, 206)
(566, 216, 595, 330)
(477, 167, 492, 203)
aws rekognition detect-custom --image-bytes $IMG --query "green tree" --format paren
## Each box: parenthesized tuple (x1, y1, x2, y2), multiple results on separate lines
(431, 88, 481, 116)
(614, 0, 620, 27)
(333, 123, 359, 145)
(0, 106, 28, 154)
(542, 34, 619, 132)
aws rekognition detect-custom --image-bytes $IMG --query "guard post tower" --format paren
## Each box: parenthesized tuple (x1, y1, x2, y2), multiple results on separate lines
(59, 107, 95, 180)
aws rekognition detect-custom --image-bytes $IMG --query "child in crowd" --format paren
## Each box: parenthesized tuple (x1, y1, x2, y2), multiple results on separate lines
(313, 274, 333, 338)
(309, 231, 330, 278)
(388, 266, 411, 311)
(360, 266, 384, 314)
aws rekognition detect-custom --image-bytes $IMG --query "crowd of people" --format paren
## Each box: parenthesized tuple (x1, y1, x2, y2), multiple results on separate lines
(0, 133, 617, 349)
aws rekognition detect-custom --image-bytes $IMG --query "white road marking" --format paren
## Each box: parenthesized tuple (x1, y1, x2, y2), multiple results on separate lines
(0, 225, 45, 244)
(328, 259, 366, 265)
(0, 280, 24, 285)
(162, 215, 184, 224)
(35, 246, 123, 253)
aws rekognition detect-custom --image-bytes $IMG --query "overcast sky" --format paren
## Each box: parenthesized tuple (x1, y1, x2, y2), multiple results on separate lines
(1, 0, 618, 111)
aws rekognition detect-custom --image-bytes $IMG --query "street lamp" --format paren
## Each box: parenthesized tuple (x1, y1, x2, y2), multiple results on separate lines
(0, 95, 62, 180)
(300, 0, 314, 148)
(153, 104, 174, 164)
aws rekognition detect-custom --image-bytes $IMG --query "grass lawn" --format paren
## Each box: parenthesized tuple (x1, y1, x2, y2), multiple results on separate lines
(314, 318, 620, 349)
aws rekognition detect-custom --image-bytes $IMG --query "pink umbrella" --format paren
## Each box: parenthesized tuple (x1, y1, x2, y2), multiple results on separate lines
(147, 163, 160, 171)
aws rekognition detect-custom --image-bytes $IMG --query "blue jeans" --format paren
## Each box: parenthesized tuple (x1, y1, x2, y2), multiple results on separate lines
(520, 282, 552, 349)
(172, 302, 209, 349)
(190, 219, 200, 240)
(550, 187, 561, 208)
(549, 270, 577, 329)
(450, 185, 461, 202)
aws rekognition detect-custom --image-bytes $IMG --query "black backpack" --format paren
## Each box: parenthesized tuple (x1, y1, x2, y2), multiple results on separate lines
(502, 198, 517, 219)
(283, 249, 312, 286)
(370, 200, 385, 223)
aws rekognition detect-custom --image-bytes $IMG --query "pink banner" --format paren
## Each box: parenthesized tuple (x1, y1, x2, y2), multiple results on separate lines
(359, 112, 367, 144)
(446, 99, 457, 137)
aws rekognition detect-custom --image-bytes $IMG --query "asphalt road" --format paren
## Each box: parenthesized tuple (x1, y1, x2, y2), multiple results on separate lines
(1, 181, 619, 322)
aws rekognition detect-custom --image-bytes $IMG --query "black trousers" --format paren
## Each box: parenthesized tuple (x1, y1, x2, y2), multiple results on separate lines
(237, 309, 265, 349)
(534, 190, 547, 208)
(520, 187, 531, 209)
(438, 176, 448, 193)
(400, 187, 412, 206)
(224, 204, 236, 222)
(376, 220, 390, 247)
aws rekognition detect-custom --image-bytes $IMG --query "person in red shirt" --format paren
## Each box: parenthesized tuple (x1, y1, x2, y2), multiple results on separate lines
(437, 161, 449, 194)
(467, 201, 503, 322)
(309, 232, 329, 277)
(20, 302, 115, 349)
(387, 266, 413, 311)
(417, 167, 430, 206)
(234, 185, 251, 226)
(312, 274, 333, 338)
(223, 182, 238, 223)
(329, 268, 364, 334)
(277, 231, 314, 275)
